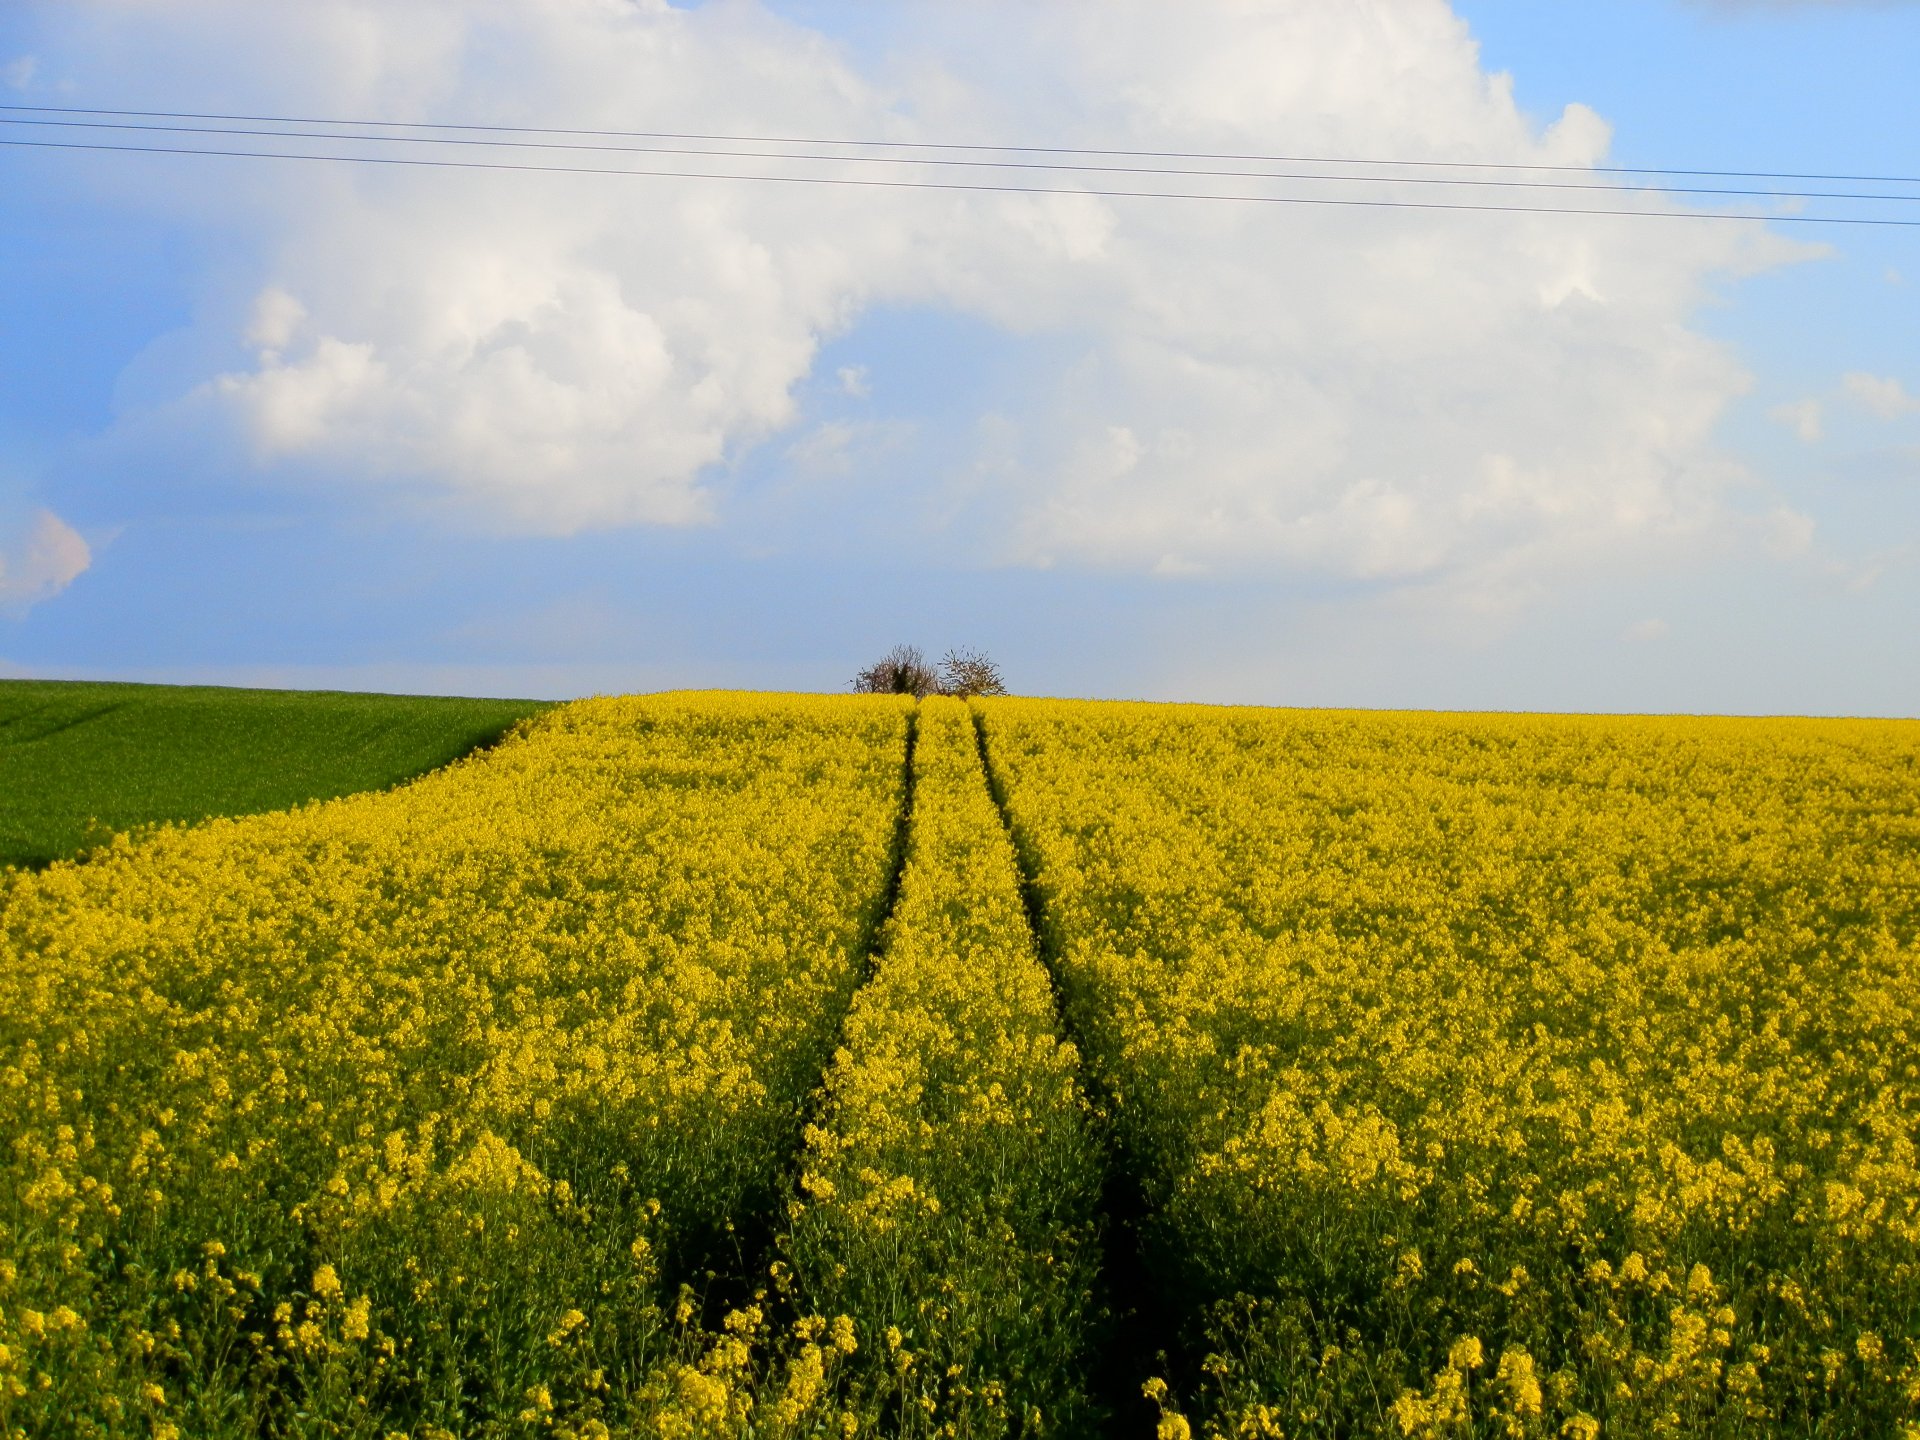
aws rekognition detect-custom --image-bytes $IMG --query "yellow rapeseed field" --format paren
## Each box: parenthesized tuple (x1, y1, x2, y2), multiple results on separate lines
(6, 691, 1918, 1439)
(0, 693, 910, 1439)
(975, 699, 1920, 1439)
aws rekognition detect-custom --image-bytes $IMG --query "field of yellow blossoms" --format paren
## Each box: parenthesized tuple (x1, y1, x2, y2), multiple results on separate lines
(4, 691, 1917, 1438)
(979, 700, 1920, 1439)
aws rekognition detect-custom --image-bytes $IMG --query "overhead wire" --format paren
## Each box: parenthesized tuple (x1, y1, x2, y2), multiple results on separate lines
(2, 105, 1917, 228)
(4, 101, 1918, 188)
(2, 113, 1918, 205)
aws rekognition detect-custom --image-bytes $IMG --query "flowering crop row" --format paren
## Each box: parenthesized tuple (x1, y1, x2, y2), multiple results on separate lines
(975, 699, 1920, 1439)
(0, 693, 911, 1440)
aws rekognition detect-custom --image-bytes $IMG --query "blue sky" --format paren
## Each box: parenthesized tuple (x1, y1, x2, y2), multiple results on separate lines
(2, 0, 1917, 712)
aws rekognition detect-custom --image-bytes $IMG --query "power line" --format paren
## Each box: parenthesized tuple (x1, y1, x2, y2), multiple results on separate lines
(3, 113, 1917, 205)
(6, 134, 1920, 228)
(4, 100, 1918, 188)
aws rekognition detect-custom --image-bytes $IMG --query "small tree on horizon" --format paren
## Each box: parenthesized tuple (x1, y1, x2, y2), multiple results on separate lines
(852, 644, 939, 697)
(938, 648, 1008, 698)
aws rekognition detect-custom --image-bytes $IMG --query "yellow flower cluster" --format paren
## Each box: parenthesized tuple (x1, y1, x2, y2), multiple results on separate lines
(976, 699, 1920, 1438)
(0, 692, 910, 1438)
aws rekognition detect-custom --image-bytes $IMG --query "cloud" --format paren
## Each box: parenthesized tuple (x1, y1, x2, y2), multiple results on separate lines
(1769, 373, 1918, 446)
(783, 420, 867, 481)
(244, 287, 308, 355)
(1, 55, 37, 90)
(0, 508, 92, 611)
(1623, 617, 1670, 643)
(41, 0, 919, 535)
(1843, 371, 1920, 419)
(30, 0, 1814, 595)
(1771, 398, 1824, 442)
(836, 365, 872, 399)
(896, 3, 1807, 592)
(767, 417, 917, 538)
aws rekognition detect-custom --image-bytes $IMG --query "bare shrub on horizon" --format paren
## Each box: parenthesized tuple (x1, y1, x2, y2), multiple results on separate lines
(851, 645, 1008, 698)
(852, 644, 939, 697)
(938, 648, 1008, 698)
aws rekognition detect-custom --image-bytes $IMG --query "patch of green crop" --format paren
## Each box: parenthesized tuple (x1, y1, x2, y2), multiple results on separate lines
(0, 678, 552, 867)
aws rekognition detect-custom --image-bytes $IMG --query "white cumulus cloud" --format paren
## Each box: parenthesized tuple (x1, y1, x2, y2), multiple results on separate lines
(0, 509, 92, 610)
(37, 0, 1815, 589)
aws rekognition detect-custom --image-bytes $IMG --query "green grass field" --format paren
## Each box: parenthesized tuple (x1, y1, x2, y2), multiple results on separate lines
(0, 678, 551, 867)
